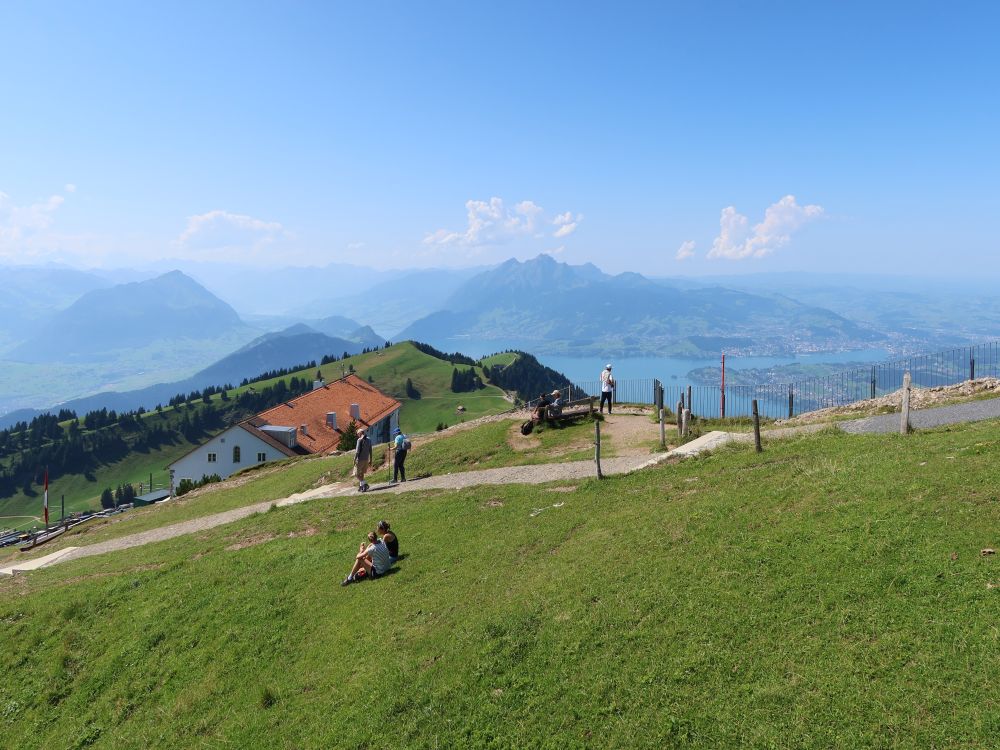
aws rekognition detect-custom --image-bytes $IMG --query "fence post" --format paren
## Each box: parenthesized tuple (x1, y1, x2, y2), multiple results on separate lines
(720, 353, 726, 419)
(970, 349, 976, 381)
(870, 366, 876, 399)
(788, 384, 794, 418)
(659, 408, 666, 449)
(687, 385, 693, 416)
(683, 408, 691, 437)
(676, 400, 684, 437)
(900, 371, 912, 434)
(752, 399, 762, 453)
(594, 420, 604, 479)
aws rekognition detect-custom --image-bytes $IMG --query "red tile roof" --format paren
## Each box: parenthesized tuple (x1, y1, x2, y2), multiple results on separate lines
(253, 374, 400, 455)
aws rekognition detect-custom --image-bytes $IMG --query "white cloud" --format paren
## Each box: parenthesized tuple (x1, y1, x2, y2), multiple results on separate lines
(708, 195, 824, 260)
(552, 210, 584, 239)
(424, 197, 583, 247)
(177, 210, 285, 254)
(0, 188, 71, 253)
(64, 183, 77, 193)
(675, 240, 696, 261)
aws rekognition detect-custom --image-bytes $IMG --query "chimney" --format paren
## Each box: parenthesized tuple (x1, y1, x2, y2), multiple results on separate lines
(300, 424, 308, 436)
(312, 379, 325, 390)
(350, 403, 360, 419)
(326, 412, 337, 430)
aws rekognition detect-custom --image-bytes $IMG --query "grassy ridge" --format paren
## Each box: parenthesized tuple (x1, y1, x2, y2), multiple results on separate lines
(3, 421, 1000, 746)
(1, 342, 513, 528)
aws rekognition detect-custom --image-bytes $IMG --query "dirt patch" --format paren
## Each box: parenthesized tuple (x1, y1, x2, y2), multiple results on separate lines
(545, 486, 577, 493)
(599, 414, 662, 457)
(287, 527, 319, 539)
(484, 499, 504, 508)
(224, 532, 276, 552)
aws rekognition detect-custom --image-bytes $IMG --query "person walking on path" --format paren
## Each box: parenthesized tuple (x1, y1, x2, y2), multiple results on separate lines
(600, 364, 615, 414)
(354, 426, 372, 492)
(391, 428, 409, 483)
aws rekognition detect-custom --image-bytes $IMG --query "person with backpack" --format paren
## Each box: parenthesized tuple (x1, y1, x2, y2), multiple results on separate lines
(600, 363, 615, 414)
(354, 426, 372, 492)
(391, 427, 410, 483)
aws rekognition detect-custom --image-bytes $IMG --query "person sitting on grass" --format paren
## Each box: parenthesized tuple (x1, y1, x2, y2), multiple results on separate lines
(547, 389, 563, 418)
(342, 530, 393, 586)
(377, 519, 398, 562)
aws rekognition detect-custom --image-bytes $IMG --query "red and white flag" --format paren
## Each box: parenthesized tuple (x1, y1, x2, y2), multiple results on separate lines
(43, 468, 49, 526)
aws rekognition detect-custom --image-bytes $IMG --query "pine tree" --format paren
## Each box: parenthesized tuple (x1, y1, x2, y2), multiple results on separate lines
(337, 420, 359, 451)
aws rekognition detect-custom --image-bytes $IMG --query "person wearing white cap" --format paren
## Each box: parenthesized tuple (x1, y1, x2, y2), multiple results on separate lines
(600, 364, 615, 414)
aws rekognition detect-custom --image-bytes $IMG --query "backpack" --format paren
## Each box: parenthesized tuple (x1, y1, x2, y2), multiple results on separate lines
(402, 437, 412, 451)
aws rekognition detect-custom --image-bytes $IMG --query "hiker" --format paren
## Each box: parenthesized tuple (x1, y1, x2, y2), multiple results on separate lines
(392, 428, 409, 483)
(600, 364, 615, 414)
(532, 391, 553, 422)
(342, 530, 393, 586)
(354, 426, 372, 492)
(377, 519, 399, 562)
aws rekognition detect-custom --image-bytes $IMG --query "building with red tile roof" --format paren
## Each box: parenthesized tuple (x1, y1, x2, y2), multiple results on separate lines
(168, 374, 400, 490)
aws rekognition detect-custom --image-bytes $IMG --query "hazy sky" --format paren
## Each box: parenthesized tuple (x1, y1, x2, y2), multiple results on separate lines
(1, 1, 997, 276)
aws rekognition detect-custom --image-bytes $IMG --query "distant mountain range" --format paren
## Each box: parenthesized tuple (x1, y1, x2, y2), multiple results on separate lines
(0, 325, 370, 428)
(7, 270, 248, 363)
(399, 255, 884, 357)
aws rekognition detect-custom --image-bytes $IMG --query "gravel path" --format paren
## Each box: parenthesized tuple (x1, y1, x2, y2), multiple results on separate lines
(839, 396, 1000, 434)
(12, 398, 1000, 576)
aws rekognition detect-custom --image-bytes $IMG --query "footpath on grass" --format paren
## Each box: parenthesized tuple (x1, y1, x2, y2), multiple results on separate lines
(5, 396, 1000, 577)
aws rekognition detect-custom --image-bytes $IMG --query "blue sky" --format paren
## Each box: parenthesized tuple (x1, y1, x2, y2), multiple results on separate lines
(0, 1, 997, 276)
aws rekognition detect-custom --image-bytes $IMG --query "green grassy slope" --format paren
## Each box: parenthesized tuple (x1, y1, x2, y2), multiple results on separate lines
(313, 341, 511, 433)
(4, 421, 1000, 746)
(1, 342, 513, 528)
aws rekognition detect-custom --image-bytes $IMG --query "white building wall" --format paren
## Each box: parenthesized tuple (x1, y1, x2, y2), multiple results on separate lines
(169, 425, 283, 491)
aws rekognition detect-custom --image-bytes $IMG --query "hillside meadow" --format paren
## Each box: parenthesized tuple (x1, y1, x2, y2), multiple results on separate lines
(2, 420, 1000, 747)
(1, 342, 515, 530)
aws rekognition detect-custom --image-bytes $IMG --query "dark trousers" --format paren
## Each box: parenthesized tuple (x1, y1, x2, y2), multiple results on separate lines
(600, 391, 613, 413)
(393, 450, 407, 482)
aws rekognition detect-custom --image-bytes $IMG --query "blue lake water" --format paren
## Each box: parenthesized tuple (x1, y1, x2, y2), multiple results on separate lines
(535, 348, 893, 387)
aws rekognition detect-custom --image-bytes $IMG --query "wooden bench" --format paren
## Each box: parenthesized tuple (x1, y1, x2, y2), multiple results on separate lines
(538, 396, 596, 424)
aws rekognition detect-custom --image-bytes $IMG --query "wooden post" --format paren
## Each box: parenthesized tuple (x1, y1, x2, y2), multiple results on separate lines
(720, 353, 726, 419)
(752, 399, 762, 453)
(659, 408, 666, 448)
(900, 371, 912, 434)
(788, 384, 794, 418)
(970, 350, 976, 381)
(687, 385, 693, 416)
(683, 408, 691, 437)
(676, 400, 684, 437)
(870, 366, 876, 399)
(594, 420, 604, 479)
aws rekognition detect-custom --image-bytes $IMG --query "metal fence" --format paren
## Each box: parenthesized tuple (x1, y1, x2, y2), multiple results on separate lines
(572, 341, 1000, 420)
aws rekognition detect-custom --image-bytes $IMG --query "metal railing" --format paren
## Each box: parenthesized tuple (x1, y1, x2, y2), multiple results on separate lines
(573, 341, 1000, 419)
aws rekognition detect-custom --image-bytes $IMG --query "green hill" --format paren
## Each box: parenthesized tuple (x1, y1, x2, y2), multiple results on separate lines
(0, 342, 515, 528)
(3, 420, 1000, 746)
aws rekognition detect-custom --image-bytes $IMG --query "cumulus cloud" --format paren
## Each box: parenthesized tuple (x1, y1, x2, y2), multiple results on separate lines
(177, 209, 285, 251)
(708, 195, 824, 260)
(0, 188, 70, 248)
(675, 240, 696, 261)
(424, 197, 583, 247)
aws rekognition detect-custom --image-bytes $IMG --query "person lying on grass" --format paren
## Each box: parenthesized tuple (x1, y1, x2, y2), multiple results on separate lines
(342, 531, 393, 586)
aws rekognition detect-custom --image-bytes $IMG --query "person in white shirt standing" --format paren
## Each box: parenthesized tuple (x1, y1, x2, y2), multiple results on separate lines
(600, 363, 615, 414)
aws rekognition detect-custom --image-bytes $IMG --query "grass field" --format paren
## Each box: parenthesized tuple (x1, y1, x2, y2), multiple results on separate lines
(0, 342, 515, 529)
(3, 419, 603, 564)
(3, 419, 1000, 746)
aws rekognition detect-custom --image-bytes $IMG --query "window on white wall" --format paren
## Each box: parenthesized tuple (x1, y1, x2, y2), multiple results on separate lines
(257, 452, 266, 462)
(233, 446, 241, 463)
(207, 453, 217, 463)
